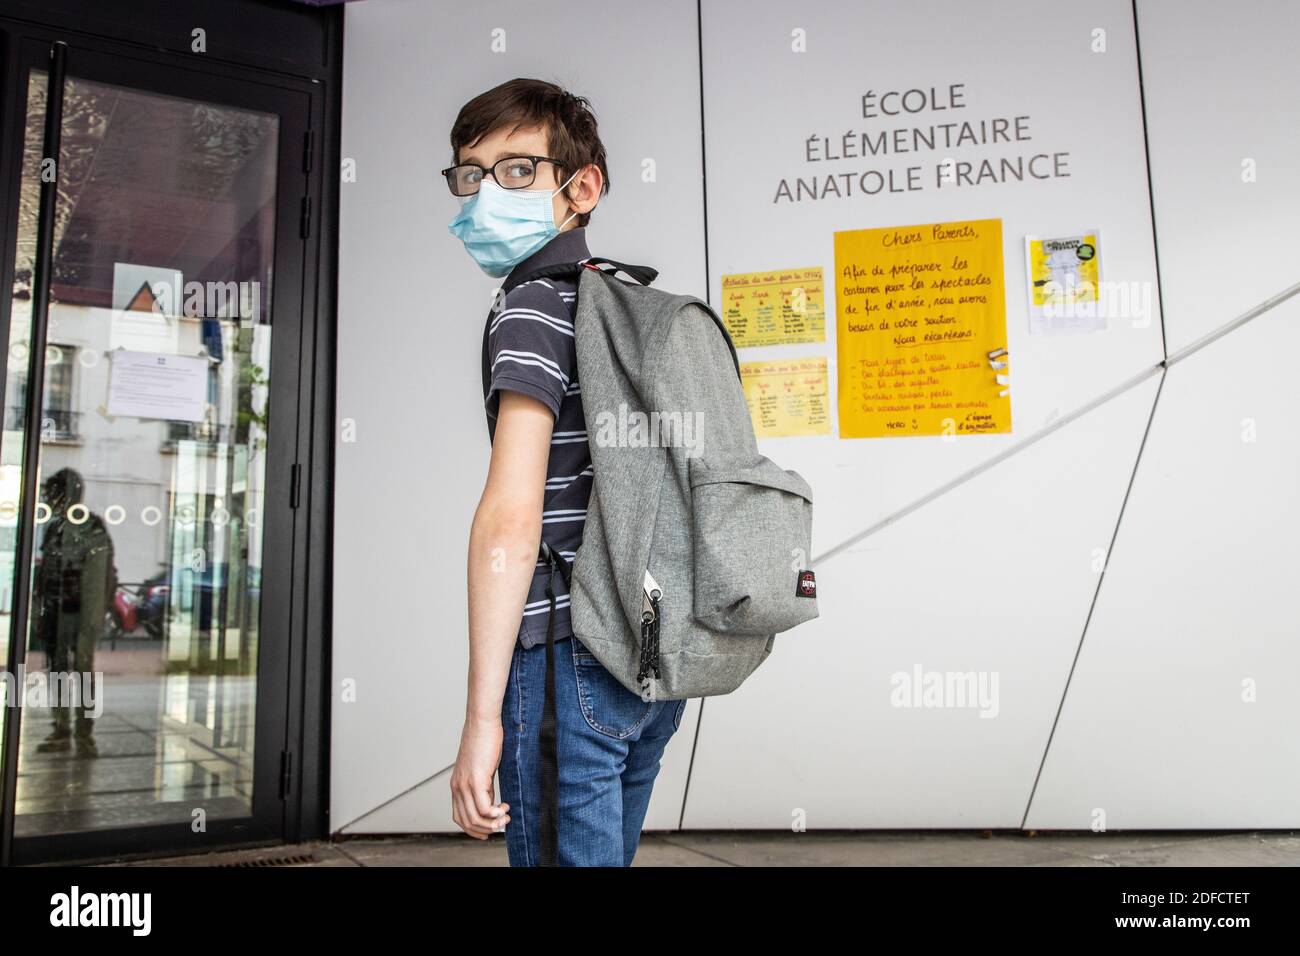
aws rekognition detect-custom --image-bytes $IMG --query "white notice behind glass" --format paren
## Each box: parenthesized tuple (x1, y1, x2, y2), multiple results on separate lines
(107, 350, 208, 423)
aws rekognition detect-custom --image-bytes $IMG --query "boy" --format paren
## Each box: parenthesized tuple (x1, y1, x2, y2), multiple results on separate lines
(444, 78, 687, 866)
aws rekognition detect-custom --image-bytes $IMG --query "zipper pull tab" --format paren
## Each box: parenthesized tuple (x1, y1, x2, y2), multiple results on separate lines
(642, 569, 661, 622)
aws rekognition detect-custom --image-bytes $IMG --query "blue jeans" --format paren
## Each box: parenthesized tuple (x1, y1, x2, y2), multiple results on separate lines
(498, 633, 687, 866)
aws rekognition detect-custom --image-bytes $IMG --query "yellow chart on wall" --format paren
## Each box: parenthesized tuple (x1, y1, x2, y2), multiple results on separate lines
(721, 267, 825, 346)
(834, 218, 1011, 438)
(741, 358, 831, 438)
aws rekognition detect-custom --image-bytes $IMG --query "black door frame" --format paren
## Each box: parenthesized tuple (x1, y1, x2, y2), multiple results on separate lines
(0, 0, 339, 865)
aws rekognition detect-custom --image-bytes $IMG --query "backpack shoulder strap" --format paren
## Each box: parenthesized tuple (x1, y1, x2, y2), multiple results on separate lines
(506, 257, 658, 294)
(481, 256, 660, 416)
(581, 257, 658, 286)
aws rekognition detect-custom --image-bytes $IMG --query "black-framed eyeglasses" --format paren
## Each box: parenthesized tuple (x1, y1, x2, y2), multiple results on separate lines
(440, 155, 566, 197)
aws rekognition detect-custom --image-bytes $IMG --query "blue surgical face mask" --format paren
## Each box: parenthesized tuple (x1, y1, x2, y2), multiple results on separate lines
(447, 168, 581, 278)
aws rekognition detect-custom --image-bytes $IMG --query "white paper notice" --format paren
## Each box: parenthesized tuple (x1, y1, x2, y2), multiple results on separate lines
(107, 351, 208, 422)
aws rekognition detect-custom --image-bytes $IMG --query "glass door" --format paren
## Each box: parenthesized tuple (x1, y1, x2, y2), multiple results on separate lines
(0, 37, 310, 863)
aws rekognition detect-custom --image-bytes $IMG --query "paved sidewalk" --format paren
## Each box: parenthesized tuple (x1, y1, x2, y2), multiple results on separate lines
(95, 829, 1300, 867)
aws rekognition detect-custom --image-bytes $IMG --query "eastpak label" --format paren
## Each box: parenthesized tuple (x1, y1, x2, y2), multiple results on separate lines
(796, 569, 817, 598)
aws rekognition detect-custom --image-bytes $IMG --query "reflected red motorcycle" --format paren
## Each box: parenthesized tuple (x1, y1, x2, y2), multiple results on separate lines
(105, 570, 168, 641)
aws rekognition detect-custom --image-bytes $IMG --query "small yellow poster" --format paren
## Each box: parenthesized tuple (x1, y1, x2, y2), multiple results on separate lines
(834, 218, 1011, 438)
(1025, 229, 1104, 335)
(721, 267, 825, 346)
(741, 358, 831, 438)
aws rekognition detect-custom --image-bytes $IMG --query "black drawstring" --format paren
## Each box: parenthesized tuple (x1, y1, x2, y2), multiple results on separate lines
(536, 542, 663, 863)
(536, 541, 570, 867)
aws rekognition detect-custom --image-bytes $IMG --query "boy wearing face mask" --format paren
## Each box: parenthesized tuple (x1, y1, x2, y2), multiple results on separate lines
(443, 78, 687, 866)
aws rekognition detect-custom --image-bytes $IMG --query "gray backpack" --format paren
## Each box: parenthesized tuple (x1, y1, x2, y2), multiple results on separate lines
(486, 256, 818, 864)
(495, 257, 819, 697)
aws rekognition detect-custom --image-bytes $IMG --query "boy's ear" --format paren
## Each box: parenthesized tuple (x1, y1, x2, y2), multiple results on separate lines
(572, 163, 602, 213)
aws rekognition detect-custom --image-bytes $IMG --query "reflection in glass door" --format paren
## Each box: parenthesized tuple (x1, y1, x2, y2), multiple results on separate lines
(2, 51, 290, 844)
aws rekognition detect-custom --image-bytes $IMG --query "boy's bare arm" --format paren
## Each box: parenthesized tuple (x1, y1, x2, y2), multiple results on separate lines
(466, 389, 555, 725)
(452, 390, 555, 838)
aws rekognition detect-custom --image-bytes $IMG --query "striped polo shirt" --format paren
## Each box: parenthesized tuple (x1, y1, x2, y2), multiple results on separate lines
(483, 226, 594, 649)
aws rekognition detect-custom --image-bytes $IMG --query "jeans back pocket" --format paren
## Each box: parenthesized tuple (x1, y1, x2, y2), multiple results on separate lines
(571, 637, 653, 738)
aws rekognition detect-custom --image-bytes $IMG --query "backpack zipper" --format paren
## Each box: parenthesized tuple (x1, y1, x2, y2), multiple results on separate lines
(638, 569, 662, 686)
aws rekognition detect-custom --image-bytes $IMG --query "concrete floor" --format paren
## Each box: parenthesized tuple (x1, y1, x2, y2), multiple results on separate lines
(98, 829, 1300, 867)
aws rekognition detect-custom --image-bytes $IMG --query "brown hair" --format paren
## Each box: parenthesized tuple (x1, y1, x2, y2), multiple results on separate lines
(449, 78, 609, 228)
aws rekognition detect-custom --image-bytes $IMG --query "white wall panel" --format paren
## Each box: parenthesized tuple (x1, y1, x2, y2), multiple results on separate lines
(335, 0, 705, 832)
(1027, 297, 1300, 829)
(1136, 0, 1300, 353)
(701, 0, 1164, 557)
(334, 0, 1299, 837)
(684, 377, 1158, 829)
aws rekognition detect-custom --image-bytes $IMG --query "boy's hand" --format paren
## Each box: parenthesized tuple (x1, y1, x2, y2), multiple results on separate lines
(450, 715, 510, 839)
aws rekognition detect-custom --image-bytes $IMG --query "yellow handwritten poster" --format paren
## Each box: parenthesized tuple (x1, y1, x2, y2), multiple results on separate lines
(741, 358, 831, 438)
(721, 267, 825, 346)
(834, 218, 1011, 438)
